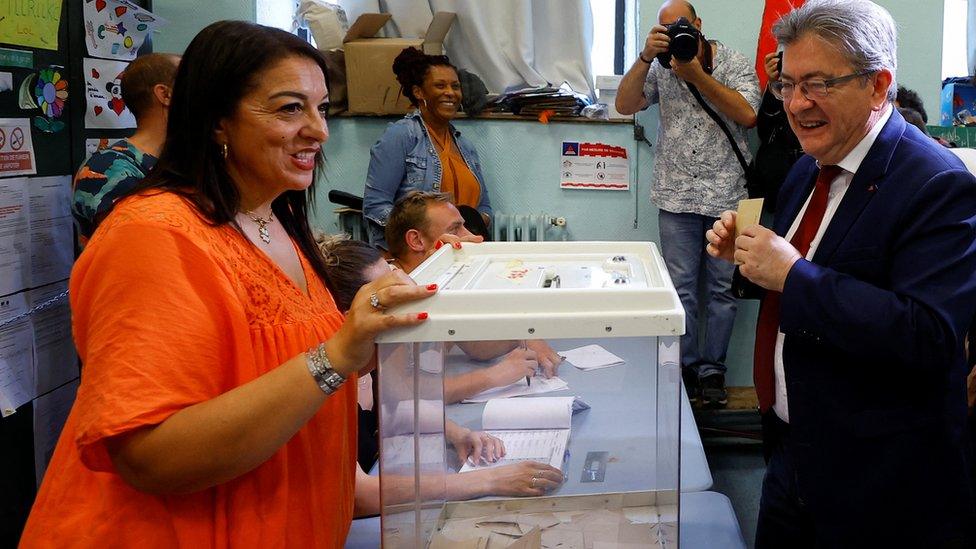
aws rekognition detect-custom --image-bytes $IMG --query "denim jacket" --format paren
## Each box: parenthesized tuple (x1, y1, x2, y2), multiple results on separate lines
(363, 111, 492, 249)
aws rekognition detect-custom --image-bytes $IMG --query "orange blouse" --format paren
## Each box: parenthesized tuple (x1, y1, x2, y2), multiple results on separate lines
(430, 129, 481, 209)
(20, 192, 357, 548)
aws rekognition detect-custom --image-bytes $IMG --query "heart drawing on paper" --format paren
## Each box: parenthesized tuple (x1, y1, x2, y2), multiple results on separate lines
(109, 97, 126, 116)
(95, 0, 106, 11)
(94, 105, 103, 116)
(91, 68, 99, 79)
(115, 7, 127, 17)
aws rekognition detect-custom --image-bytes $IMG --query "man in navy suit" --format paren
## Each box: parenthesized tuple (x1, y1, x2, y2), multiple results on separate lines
(706, 1, 976, 546)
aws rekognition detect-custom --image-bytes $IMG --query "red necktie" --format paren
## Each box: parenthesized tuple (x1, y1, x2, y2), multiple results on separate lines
(753, 165, 842, 413)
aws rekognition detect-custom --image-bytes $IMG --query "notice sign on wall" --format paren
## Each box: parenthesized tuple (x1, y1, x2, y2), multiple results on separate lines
(559, 142, 630, 191)
(0, 118, 37, 177)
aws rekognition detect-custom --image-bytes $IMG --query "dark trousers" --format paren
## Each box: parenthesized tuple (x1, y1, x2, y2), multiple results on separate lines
(757, 412, 975, 549)
(755, 412, 815, 549)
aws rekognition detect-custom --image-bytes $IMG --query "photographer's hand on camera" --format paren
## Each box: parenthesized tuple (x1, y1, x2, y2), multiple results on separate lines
(763, 51, 781, 82)
(671, 56, 706, 86)
(642, 25, 670, 61)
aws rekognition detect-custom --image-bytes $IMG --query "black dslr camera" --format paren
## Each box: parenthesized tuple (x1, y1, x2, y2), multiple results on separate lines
(657, 17, 701, 68)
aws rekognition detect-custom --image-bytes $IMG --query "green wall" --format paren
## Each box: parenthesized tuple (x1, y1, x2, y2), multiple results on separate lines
(153, 0, 255, 54)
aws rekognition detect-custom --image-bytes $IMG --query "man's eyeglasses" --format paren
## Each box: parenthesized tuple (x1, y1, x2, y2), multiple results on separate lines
(770, 70, 876, 101)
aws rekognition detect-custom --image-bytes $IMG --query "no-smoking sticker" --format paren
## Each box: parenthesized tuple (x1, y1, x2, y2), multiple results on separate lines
(11, 127, 24, 151)
(0, 119, 36, 176)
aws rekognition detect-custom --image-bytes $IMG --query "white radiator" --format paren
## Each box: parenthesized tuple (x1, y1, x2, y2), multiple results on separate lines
(492, 213, 567, 242)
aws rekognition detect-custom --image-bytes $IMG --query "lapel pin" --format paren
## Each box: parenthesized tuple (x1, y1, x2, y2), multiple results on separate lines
(867, 185, 877, 192)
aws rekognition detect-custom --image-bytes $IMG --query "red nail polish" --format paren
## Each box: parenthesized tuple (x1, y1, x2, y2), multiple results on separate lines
(417, 312, 429, 320)
(426, 283, 438, 291)
(453, 242, 462, 249)
(434, 240, 443, 249)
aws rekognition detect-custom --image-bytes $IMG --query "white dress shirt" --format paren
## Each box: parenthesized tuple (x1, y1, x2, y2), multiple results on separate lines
(773, 106, 892, 423)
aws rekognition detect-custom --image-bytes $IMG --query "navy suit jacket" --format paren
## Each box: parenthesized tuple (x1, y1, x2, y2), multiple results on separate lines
(772, 110, 976, 545)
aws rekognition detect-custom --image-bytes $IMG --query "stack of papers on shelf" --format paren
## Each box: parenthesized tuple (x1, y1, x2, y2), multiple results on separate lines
(561, 344, 626, 371)
(463, 375, 569, 403)
(485, 82, 592, 117)
(459, 396, 587, 473)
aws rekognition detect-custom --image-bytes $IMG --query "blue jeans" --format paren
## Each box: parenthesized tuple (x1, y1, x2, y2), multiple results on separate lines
(658, 209, 737, 379)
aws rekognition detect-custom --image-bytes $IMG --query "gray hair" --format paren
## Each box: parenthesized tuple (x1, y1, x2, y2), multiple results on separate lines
(773, 0, 897, 100)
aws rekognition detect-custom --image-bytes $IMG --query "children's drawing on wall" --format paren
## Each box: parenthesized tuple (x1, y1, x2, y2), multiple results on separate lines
(83, 57, 135, 129)
(33, 67, 68, 133)
(83, 0, 166, 61)
(18, 74, 39, 110)
(0, 0, 65, 51)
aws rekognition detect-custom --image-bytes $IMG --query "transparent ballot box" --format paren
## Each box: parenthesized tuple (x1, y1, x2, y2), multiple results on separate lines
(375, 242, 684, 548)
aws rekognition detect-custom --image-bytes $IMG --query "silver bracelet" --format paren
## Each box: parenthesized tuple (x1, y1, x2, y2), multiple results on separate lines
(306, 343, 346, 395)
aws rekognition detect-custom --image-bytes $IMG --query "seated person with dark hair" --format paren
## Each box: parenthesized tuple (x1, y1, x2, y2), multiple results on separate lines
(316, 235, 563, 515)
(72, 53, 180, 243)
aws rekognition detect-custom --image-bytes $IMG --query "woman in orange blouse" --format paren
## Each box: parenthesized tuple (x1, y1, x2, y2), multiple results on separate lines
(20, 21, 432, 548)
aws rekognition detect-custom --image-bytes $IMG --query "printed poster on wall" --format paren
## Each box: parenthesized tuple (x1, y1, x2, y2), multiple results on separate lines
(83, 0, 166, 61)
(559, 142, 630, 191)
(0, 0, 64, 51)
(0, 291, 33, 416)
(0, 118, 37, 177)
(83, 57, 135, 129)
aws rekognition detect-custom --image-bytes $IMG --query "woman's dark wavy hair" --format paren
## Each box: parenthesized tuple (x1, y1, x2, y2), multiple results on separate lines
(392, 46, 457, 107)
(134, 20, 334, 290)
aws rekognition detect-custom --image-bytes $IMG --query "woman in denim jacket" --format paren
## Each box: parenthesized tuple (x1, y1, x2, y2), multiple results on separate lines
(363, 47, 492, 250)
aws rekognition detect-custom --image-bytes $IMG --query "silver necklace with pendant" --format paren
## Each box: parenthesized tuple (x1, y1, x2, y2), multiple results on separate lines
(245, 209, 274, 244)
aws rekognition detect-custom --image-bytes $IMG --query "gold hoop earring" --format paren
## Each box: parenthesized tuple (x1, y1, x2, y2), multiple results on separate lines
(222, 143, 228, 159)
(421, 98, 428, 109)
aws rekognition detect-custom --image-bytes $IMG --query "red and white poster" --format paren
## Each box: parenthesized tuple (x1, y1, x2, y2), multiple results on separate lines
(83, 57, 136, 129)
(559, 142, 630, 191)
(0, 119, 37, 177)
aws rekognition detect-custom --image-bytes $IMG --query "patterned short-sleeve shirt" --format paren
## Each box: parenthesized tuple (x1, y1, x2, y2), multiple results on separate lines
(72, 139, 157, 239)
(643, 41, 761, 217)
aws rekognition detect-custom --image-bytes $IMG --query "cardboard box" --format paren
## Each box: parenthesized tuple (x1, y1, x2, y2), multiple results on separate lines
(940, 82, 976, 126)
(343, 12, 456, 115)
(596, 74, 630, 120)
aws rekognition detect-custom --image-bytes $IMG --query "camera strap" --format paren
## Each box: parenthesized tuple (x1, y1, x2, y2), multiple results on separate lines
(686, 82, 750, 178)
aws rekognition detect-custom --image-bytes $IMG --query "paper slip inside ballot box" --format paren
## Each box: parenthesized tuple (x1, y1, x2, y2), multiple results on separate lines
(560, 344, 626, 370)
(462, 375, 569, 403)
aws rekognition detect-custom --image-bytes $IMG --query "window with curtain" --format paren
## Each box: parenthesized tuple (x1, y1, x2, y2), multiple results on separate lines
(943, 0, 972, 79)
(333, 0, 618, 98)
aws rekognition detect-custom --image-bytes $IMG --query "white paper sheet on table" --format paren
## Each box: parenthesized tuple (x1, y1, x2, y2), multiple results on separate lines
(561, 344, 626, 370)
(462, 375, 569, 403)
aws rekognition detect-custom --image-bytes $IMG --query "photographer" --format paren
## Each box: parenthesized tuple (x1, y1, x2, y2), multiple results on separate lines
(616, 0, 760, 407)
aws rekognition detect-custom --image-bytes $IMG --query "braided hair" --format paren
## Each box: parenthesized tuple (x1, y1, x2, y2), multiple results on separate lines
(392, 46, 458, 107)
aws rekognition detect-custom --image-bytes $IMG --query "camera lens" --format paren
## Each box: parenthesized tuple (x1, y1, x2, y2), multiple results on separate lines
(670, 32, 698, 62)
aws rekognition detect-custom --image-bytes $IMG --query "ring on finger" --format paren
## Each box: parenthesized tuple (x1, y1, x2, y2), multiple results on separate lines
(530, 477, 538, 488)
(369, 292, 384, 310)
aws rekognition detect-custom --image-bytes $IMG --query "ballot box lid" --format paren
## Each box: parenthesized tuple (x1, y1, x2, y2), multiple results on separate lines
(376, 241, 685, 343)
